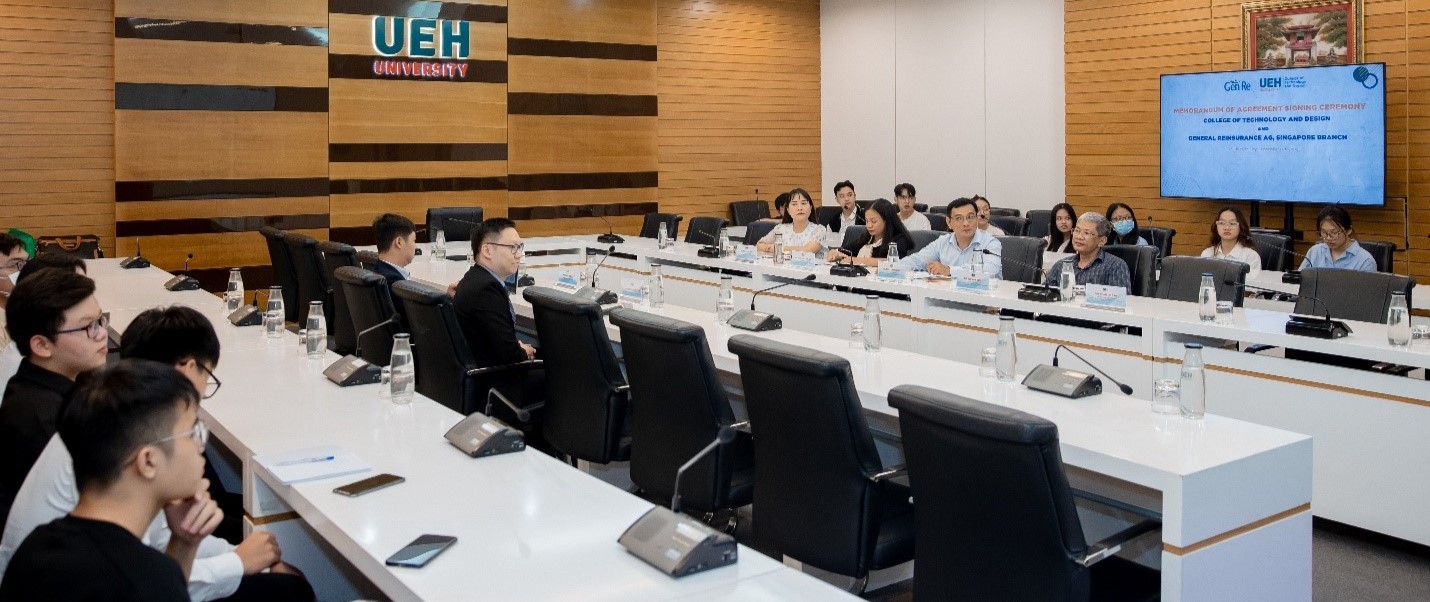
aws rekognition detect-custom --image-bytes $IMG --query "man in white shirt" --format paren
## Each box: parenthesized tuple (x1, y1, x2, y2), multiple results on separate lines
(895, 183, 931, 231)
(972, 195, 1006, 236)
(896, 198, 1003, 277)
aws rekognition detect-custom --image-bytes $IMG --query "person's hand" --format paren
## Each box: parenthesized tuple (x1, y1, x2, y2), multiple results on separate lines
(827, 249, 849, 263)
(756, 242, 772, 254)
(235, 530, 281, 575)
(927, 261, 951, 277)
(163, 480, 223, 547)
(447, 281, 459, 298)
(520, 342, 537, 360)
(270, 561, 304, 577)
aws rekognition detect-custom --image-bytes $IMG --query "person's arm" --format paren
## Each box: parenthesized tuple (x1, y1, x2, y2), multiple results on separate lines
(162, 481, 223, 581)
(1244, 247, 1262, 274)
(980, 237, 1003, 279)
(895, 235, 942, 271)
(755, 225, 781, 253)
(146, 511, 250, 601)
(1107, 259, 1132, 291)
(0, 436, 77, 573)
(1043, 261, 1060, 287)
(456, 278, 529, 366)
(792, 225, 825, 253)
(1353, 252, 1378, 272)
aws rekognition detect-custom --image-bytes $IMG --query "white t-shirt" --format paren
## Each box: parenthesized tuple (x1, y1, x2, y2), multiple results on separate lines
(1200, 243, 1262, 276)
(983, 224, 1007, 236)
(901, 212, 932, 231)
(760, 222, 829, 250)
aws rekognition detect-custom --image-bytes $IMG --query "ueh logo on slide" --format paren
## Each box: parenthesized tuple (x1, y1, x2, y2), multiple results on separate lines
(1224, 80, 1251, 91)
(370, 16, 472, 79)
(1353, 66, 1379, 89)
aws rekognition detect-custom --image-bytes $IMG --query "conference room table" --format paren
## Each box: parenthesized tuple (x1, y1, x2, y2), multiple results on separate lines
(87, 259, 851, 602)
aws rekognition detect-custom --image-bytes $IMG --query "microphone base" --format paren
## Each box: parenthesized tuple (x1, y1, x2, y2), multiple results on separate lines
(119, 255, 151, 269)
(830, 264, 869, 277)
(619, 506, 738, 578)
(164, 275, 201, 291)
(597, 233, 625, 244)
(443, 254, 469, 262)
(697, 246, 724, 258)
(1017, 284, 1062, 302)
(1281, 270, 1302, 284)
(1022, 364, 1103, 398)
(574, 286, 619, 305)
(1286, 316, 1350, 339)
(727, 309, 782, 332)
(444, 413, 526, 458)
(228, 305, 264, 327)
(324, 355, 383, 386)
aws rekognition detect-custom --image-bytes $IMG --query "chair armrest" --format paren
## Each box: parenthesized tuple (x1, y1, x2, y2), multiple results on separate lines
(1071, 489, 1161, 521)
(466, 359, 543, 376)
(870, 465, 907, 483)
(484, 387, 544, 423)
(613, 384, 631, 393)
(728, 420, 751, 434)
(1080, 519, 1160, 567)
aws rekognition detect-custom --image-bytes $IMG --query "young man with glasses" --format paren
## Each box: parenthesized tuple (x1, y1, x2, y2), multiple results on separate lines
(1299, 205, 1377, 272)
(0, 233, 29, 390)
(0, 360, 219, 600)
(0, 306, 314, 601)
(1042, 213, 1131, 290)
(896, 197, 1003, 277)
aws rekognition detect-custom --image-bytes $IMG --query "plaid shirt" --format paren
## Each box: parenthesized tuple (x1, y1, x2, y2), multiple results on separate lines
(1043, 250, 1131, 291)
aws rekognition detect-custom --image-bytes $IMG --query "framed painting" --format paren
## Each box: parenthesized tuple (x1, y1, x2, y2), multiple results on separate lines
(1242, 0, 1362, 69)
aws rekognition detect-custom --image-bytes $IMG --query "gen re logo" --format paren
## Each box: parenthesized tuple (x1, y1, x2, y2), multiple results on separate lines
(372, 16, 470, 59)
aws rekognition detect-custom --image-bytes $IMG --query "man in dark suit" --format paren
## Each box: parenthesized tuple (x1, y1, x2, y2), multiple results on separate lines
(370, 213, 417, 290)
(824, 180, 864, 233)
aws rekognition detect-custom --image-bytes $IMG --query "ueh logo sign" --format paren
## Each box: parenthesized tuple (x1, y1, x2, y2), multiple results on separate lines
(371, 16, 471, 79)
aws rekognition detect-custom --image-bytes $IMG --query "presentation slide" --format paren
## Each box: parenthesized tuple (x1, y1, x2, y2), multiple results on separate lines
(1161, 63, 1385, 206)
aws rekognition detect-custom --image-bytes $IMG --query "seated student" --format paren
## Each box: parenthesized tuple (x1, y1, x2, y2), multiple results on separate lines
(894, 183, 931, 231)
(1044, 213, 1131, 290)
(1299, 204, 1377, 272)
(370, 213, 417, 289)
(1201, 206, 1261, 276)
(0, 269, 107, 527)
(753, 192, 791, 224)
(0, 233, 29, 388)
(1043, 203, 1077, 253)
(972, 195, 1006, 236)
(826, 199, 914, 266)
(895, 197, 1003, 277)
(1104, 202, 1151, 247)
(757, 188, 828, 254)
(824, 180, 863, 233)
(0, 360, 218, 601)
(0, 306, 313, 602)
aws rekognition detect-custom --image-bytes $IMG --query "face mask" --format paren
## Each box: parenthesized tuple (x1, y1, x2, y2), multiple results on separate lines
(6, 271, 16, 286)
(1112, 219, 1135, 236)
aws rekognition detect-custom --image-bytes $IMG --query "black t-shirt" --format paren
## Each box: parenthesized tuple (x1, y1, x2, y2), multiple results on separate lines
(0, 515, 188, 602)
(0, 360, 74, 525)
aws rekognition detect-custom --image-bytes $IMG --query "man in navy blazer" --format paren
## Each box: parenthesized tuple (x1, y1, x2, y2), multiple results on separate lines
(371, 214, 417, 290)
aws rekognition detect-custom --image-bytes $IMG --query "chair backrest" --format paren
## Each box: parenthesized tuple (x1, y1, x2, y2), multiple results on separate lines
(1100, 244, 1157, 296)
(923, 211, 949, 231)
(523, 287, 629, 463)
(391, 280, 478, 414)
(729, 200, 770, 226)
(610, 308, 741, 511)
(1143, 227, 1176, 258)
(259, 226, 301, 322)
(639, 212, 683, 239)
(727, 335, 886, 577)
(334, 266, 401, 366)
(426, 207, 484, 242)
(991, 215, 1029, 236)
(317, 241, 359, 355)
(743, 221, 777, 246)
(908, 230, 943, 254)
(912, 203, 929, 213)
(1358, 240, 1395, 273)
(684, 216, 728, 245)
(994, 236, 1046, 284)
(839, 225, 868, 252)
(1025, 209, 1052, 240)
(1296, 268, 1415, 324)
(889, 385, 1090, 600)
(281, 231, 331, 325)
(1249, 232, 1292, 272)
(1155, 256, 1250, 307)
(989, 207, 1021, 217)
(811, 206, 842, 229)
(355, 249, 381, 270)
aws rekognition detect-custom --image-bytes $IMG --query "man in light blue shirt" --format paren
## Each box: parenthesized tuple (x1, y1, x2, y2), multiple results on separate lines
(895, 197, 1002, 277)
(1298, 205, 1378, 272)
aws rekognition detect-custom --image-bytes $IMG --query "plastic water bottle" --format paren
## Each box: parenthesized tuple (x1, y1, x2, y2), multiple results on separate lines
(582, 251, 598, 286)
(1198, 273, 1217, 322)
(224, 268, 244, 313)
(715, 276, 735, 323)
(305, 301, 326, 359)
(862, 295, 882, 352)
(432, 229, 447, 261)
(772, 233, 784, 264)
(264, 286, 284, 339)
(1058, 269, 1075, 302)
(887, 242, 900, 264)
(1387, 292, 1411, 346)
(389, 333, 415, 404)
(995, 316, 1017, 382)
(648, 264, 665, 309)
(1179, 343, 1206, 419)
(657, 222, 669, 249)
(971, 247, 985, 275)
(718, 228, 731, 256)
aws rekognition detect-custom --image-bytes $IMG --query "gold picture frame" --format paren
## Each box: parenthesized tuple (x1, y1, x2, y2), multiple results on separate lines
(1242, 0, 1362, 69)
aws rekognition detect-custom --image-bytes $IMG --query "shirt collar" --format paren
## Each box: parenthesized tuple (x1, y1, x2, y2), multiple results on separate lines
(379, 259, 410, 279)
(14, 359, 74, 395)
(953, 228, 993, 251)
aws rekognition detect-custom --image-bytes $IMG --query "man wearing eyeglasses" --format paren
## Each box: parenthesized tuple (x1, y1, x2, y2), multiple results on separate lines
(1042, 213, 1131, 291)
(896, 197, 1003, 277)
(0, 233, 29, 390)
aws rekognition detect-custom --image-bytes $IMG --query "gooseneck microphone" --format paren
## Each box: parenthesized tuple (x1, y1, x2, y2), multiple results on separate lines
(120, 239, 151, 269)
(163, 253, 201, 291)
(686, 228, 725, 258)
(352, 313, 403, 361)
(574, 245, 620, 304)
(671, 426, 738, 514)
(1230, 281, 1350, 339)
(619, 426, 740, 577)
(749, 273, 816, 311)
(727, 274, 817, 332)
(324, 312, 404, 386)
(1053, 345, 1134, 395)
(982, 248, 1059, 302)
(596, 215, 625, 244)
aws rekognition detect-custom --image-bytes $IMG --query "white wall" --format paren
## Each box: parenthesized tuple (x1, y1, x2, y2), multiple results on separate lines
(821, 0, 1065, 214)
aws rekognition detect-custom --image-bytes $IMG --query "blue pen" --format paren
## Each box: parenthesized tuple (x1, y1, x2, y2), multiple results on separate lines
(276, 455, 336, 467)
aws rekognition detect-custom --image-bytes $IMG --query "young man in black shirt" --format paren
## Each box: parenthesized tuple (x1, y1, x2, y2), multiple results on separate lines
(0, 359, 220, 601)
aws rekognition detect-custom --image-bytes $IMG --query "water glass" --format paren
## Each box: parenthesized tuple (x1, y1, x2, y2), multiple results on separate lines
(1058, 270, 1074, 301)
(377, 366, 392, 399)
(848, 322, 864, 350)
(979, 347, 997, 378)
(1152, 378, 1180, 415)
(1214, 301, 1234, 325)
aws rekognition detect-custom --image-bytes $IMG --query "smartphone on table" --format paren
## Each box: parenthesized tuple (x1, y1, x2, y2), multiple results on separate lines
(385, 534, 457, 568)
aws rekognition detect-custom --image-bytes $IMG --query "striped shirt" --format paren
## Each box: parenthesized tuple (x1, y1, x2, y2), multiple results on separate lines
(1043, 250, 1131, 291)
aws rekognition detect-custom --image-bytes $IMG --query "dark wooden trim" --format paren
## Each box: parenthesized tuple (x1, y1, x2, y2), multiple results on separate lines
(114, 18, 328, 46)
(117, 214, 329, 237)
(508, 93, 657, 117)
(509, 202, 657, 220)
(116, 179, 331, 202)
(330, 177, 507, 194)
(508, 38, 655, 61)
(329, 143, 506, 162)
(328, 226, 377, 247)
(508, 172, 657, 191)
(329, 0, 507, 23)
(115, 84, 328, 112)
(187, 265, 275, 295)
(329, 54, 506, 83)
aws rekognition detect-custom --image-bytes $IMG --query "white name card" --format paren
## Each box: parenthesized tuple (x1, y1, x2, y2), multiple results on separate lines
(955, 270, 991, 292)
(734, 244, 758, 262)
(790, 251, 817, 269)
(1083, 284, 1128, 311)
(619, 277, 647, 303)
(555, 269, 579, 289)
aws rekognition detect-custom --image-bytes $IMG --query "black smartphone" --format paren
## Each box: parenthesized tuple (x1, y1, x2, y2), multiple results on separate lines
(334, 473, 405, 497)
(385, 534, 457, 568)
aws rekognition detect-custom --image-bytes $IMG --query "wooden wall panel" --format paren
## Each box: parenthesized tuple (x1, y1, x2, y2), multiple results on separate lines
(0, 0, 114, 254)
(657, 0, 822, 224)
(1067, 0, 1428, 284)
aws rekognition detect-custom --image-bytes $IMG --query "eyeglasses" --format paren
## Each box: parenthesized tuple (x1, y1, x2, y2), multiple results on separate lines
(1215, 220, 1240, 227)
(198, 364, 221, 400)
(1319, 228, 1346, 240)
(148, 419, 209, 450)
(0, 258, 24, 272)
(1072, 228, 1100, 238)
(54, 313, 109, 341)
(948, 214, 976, 224)
(485, 242, 524, 254)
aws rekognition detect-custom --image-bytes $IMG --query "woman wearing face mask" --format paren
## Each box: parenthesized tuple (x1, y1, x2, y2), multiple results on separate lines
(1104, 202, 1150, 246)
(826, 199, 913, 266)
(1042, 203, 1077, 253)
(0, 233, 29, 389)
(1200, 207, 1260, 276)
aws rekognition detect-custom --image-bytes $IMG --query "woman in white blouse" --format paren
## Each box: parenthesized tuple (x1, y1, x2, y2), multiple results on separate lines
(757, 188, 827, 254)
(1200, 206, 1261, 275)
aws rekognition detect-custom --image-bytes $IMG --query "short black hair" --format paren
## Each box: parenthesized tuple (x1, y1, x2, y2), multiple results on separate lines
(6, 269, 96, 357)
(17, 253, 86, 282)
(120, 306, 221, 369)
(773, 192, 792, 213)
(1316, 205, 1352, 232)
(60, 359, 199, 491)
(947, 197, 976, 216)
(0, 233, 22, 256)
(373, 213, 416, 253)
(833, 180, 854, 195)
(894, 183, 917, 198)
(475, 217, 517, 247)
(971, 195, 990, 209)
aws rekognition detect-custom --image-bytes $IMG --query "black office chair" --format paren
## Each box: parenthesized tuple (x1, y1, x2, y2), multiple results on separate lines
(1101, 245, 1156, 296)
(1296, 268, 1414, 323)
(1249, 232, 1292, 272)
(995, 236, 1047, 284)
(991, 215, 1030, 236)
(1026, 209, 1053, 240)
(317, 241, 359, 355)
(989, 207, 1020, 217)
(908, 230, 943, 254)
(889, 385, 1160, 601)
(259, 226, 300, 322)
(281, 232, 332, 328)
(391, 280, 543, 418)
(1357, 240, 1395, 273)
(923, 212, 948, 232)
(729, 200, 770, 226)
(811, 206, 843, 230)
(426, 207, 484, 242)
(912, 203, 928, 213)
(333, 266, 402, 366)
(1155, 256, 1250, 307)
(727, 335, 914, 591)
(1142, 227, 1176, 259)
(355, 249, 381, 270)
(609, 308, 754, 517)
(523, 287, 631, 465)
(639, 213, 683, 240)
(744, 221, 777, 246)
(685, 216, 728, 245)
